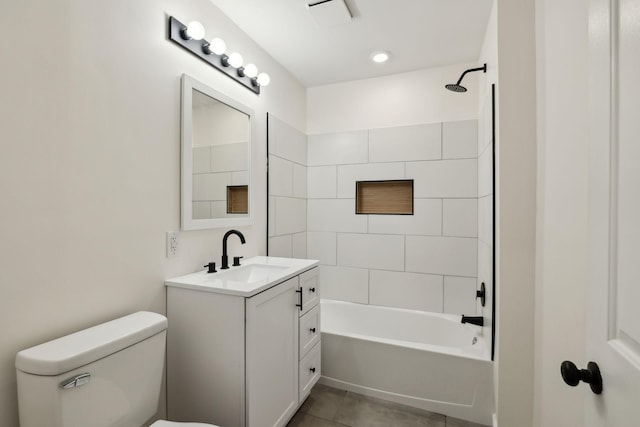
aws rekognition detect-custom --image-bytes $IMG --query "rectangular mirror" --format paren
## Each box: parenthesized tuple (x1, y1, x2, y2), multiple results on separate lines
(181, 74, 253, 230)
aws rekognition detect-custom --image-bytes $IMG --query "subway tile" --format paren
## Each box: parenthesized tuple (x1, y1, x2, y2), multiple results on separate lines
(211, 142, 248, 172)
(293, 163, 308, 198)
(308, 166, 337, 199)
(192, 146, 211, 174)
(307, 232, 337, 265)
(211, 201, 232, 218)
(407, 159, 477, 198)
(406, 236, 477, 277)
(269, 235, 292, 258)
(443, 276, 478, 315)
(307, 199, 367, 233)
(269, 155, 293, 197)
(370, 270, 443, 312)
(318, 265, 369, 304)
(369, 123, 441, 162)
(292, 232, 308, 259)
(368, 198, 442, 236)
(231, 171, 248, 185)
(308, 131, 368, 166)
(443, 199, 478, 237)
(271, 116, 307, 165)
(337, 233, 405, 271)
(192, 172, 230, 201)
(268, 196, 276, 237)
(443, 120, 478, 159)
(337, 163, 405, 199)
(275, 197, 307, 235)
(480, 94, 493, 155)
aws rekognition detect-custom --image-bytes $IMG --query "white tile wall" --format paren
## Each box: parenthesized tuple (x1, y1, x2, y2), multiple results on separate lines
(337, 233, 405, 271)
(275, 197, 307, 235)
(370, 270, 444, 312)
(307, 199, 367, 233)
(478, 147, 492, 197)
(307, 232, 337, 265)
(231, 171, 248, 185)
(268, 196, 275, 237)
(443, 199, 478, 237)
(407, 159, 478, 198)
(293, 164, 307, 198)
(337, 163, 405, 198)
(270, 116, 307, 164)
(319, 265, 369, 304)
(269, 235, 293, 258)
(308, 166, 337, 199)
(292, 232, 307, 259)
(443, 276, 477, 315)
(192, 201, 211, 220)
(192, 146, 211, 174)
(368, 199, 442, 236)
(478, 195, 493, 246)
(308, 131, 369, 166)
(269, 155, 293, 197)
(192, 173, 230, 201)
(443, 120, 478, 159)
(369, 123, 441, 162)
(211, 143, 247, 172)
(406, 236, 477, 277)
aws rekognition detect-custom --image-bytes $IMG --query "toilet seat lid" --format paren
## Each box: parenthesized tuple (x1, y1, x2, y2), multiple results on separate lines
(150, 421, 218, 427)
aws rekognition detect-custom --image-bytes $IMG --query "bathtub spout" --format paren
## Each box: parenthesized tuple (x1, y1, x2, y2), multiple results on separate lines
(461, 315, 484, 327)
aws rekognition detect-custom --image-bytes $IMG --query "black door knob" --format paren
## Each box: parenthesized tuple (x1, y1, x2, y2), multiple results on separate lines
(560, 360, 603, 394)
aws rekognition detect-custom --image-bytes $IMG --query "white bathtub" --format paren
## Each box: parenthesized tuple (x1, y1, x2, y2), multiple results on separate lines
(320, 299, 493, 426)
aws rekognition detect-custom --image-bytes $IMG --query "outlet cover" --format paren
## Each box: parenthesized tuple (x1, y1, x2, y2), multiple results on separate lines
(166, 231, 179, 258)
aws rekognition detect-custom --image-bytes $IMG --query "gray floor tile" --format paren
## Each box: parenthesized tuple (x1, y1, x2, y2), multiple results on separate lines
(299, 383, 348, 420)
(287, 412, 349, 427)
(445, 417, 489, 427)
(333, 391, 446, 427)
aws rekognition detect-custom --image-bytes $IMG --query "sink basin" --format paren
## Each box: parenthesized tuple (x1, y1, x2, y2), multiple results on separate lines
(165, 256, 319, 297)
(211, 264, 288, 284)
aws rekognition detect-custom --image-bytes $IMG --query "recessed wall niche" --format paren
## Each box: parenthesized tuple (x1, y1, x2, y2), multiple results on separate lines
(355, 180, 414, 215)
(227, 185, 248, 214)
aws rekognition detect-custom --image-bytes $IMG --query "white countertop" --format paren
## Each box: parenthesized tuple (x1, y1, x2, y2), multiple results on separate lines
(165, 256, 319, 297)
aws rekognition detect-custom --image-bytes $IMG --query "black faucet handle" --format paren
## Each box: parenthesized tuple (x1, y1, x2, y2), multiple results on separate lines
(232, 256, 243, 267)
(203, 262, 217, 273)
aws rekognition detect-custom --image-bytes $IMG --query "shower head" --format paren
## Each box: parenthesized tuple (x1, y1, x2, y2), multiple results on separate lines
(445, 63, 487, 93)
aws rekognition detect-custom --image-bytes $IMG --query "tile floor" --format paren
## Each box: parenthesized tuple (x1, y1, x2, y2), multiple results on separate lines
(287, 384, 489, 427)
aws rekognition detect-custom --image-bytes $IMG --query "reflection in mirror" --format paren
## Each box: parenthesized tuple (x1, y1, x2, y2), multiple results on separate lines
(181, 74, 253, 230)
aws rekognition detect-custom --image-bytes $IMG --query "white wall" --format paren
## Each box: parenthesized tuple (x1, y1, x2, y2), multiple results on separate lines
(533, 0, 588, 425)
(308, 63, 480, 134)
(493, 0, 538, 425)
(0, 0, 305, 425)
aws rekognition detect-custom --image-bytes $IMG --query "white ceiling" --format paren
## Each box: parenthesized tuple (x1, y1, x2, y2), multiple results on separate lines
(210, 0, 493, 87)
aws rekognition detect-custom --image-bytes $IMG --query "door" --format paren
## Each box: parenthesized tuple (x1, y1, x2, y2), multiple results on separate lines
(586, 0, 640, 424)
(246, 277, 299, 427)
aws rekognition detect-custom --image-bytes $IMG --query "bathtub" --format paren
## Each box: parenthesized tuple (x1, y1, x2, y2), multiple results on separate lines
(320, 299, 493, 426)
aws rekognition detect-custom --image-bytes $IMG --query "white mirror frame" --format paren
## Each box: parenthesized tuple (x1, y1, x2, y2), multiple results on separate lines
(181, 74, 254, 230)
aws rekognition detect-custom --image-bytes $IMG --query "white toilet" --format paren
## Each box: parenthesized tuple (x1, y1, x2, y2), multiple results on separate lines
(15, 311, 218, 427)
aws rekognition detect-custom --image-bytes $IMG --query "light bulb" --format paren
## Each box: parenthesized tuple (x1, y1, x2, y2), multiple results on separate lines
(257, 72, 271, 87)
(370, 51, 389, 63)
(185, 21, 206, 41)
(208, 37, 226, 55)
(228, 52, 243, 68)
(243, 64, 258, 78)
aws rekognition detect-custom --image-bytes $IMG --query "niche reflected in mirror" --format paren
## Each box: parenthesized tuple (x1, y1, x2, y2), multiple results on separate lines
(181, 74, 253, 230)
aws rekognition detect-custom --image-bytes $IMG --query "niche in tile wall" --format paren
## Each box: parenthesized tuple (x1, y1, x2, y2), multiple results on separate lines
(355, 180, 414, 215)
(227, 185, 248, 214)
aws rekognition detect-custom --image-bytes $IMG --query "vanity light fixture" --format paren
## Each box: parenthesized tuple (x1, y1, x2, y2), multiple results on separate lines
(169, 16, 270, 94)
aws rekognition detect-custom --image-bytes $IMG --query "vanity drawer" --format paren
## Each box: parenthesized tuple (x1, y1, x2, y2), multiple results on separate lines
(299, 305, 320, 359)
(299, 267, 319, 315)
(299, 342, 321, 401)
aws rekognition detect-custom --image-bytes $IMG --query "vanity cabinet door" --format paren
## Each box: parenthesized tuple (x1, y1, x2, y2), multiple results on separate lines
(246, 277, 299, 427)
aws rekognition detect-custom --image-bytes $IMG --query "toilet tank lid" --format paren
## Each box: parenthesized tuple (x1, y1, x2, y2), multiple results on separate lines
(16, 311, 167, 376)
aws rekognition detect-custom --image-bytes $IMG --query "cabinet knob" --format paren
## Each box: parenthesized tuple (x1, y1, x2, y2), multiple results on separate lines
(309, 367, 316, 373)
(560, 361, 603, 394)
(309, 287, 316, 293)
(310, 327, 316, 333)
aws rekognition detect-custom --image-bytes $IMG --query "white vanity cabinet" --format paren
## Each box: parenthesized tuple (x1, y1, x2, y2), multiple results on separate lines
(166, 258, 319, 427)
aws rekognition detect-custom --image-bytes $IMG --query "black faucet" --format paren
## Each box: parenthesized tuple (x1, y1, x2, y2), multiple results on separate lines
(461, 315, 484, 327)
(221, 229, 246, 269)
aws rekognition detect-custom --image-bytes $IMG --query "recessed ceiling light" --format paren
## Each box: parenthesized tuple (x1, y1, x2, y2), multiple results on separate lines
(370, 51, 390, 63)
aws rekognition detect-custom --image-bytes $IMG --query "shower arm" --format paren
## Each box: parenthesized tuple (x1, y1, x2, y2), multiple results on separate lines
(455, 64, 487, 85)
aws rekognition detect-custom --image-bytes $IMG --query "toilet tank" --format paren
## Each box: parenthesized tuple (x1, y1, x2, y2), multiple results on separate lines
(15, 311, 168, 427)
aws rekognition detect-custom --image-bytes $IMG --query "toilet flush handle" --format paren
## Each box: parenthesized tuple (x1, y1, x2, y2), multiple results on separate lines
(60, 373, 91, 389)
